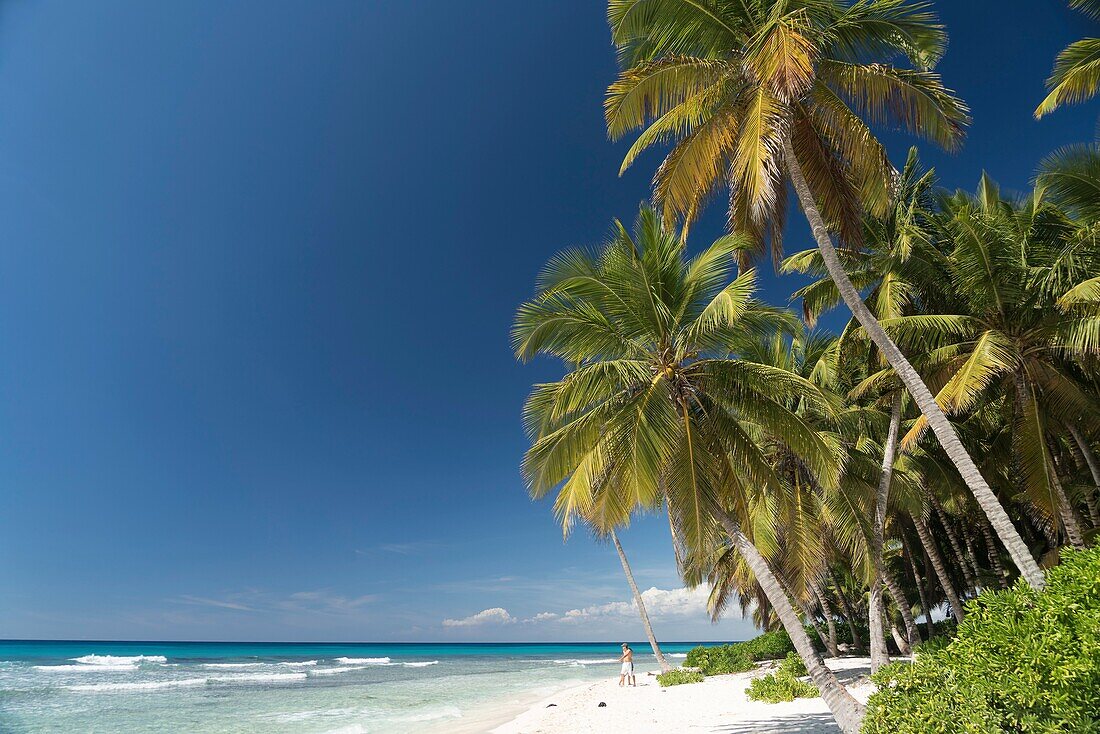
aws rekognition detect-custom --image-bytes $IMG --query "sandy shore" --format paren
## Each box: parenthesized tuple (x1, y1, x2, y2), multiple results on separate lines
(491, 657, 878, 734)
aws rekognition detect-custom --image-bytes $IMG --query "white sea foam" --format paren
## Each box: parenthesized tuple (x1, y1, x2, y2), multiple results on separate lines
(322, 726, 368, 734)
(200, 663, 266, 669)
(71, 655, 167, 666)
(67, 678, 207, 693)
(335, 657, 389, 665)
(309, 666, 367, 677)
(209, 672, 308, 684)
(552, 658, 619, 665)
(401, 661, 439, 668)
(280, 660, 318, 666)
(35, 664, 139, 672)
(669, 653, 688, 658)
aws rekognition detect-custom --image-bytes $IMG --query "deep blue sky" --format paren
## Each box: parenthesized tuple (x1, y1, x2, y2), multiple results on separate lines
(0, 1, 1094, 642)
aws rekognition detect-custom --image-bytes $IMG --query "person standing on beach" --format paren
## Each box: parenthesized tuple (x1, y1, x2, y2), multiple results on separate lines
(618, 643, 635, 687)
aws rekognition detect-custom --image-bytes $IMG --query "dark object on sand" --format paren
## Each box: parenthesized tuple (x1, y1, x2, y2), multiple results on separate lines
(597, 702, 607, 708)
(546, 704, 557, 708)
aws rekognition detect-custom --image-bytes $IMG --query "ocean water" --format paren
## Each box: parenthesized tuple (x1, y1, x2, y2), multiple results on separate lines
(0, 640, 717, 733)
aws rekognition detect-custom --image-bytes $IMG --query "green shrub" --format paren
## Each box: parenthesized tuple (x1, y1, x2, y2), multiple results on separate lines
(745, 670, 819, 703)
(682, 633, 796, 677)
(684, 644, 754, 674)
(862, 545, 1100, 734)
(778, 651, 808, 677)
(684, 631, 796, 675)
(656, 669, 705, 687)
(738, 630, 796, 660)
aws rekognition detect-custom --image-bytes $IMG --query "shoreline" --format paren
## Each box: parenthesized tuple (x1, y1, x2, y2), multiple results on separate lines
(485, 656, 880, 734)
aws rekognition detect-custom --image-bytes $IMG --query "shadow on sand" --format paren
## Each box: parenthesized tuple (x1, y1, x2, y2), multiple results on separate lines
(706, 659, 875, 733)
(709, 711, 839, 733)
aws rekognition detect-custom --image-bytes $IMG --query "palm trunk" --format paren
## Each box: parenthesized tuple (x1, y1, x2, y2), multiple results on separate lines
(902, 533, 935, 638)
(1068, 424, 1100, 526)
(610, 529, 671, 673)
(801, 597, 833, 657)
(869, 393, 901, 672)
(1050, 466, 1086, 548)
(929, 497, 977, 593)
(811, 582, 840, 657)
(781, 135, 1044, 590)
(888, 621, 908, 656)
(912, 512, 965, 621)
(830, 570, 865, 655)
(715, 510, 864, 733)
(978, 518, 1010, 590)
(961, 526, 989, 590)
(883, 564, 920, 649)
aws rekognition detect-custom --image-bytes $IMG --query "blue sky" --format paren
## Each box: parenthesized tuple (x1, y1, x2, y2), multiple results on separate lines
(0, 1, 1095, 643)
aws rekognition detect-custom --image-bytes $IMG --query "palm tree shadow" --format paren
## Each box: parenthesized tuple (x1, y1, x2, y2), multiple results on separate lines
(708, 711, 840, 733)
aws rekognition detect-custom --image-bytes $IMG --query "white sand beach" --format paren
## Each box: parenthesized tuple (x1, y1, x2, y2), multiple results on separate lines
(490, 657, 877, 734)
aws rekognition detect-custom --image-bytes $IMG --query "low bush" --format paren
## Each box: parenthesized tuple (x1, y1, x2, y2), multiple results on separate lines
(862, 545, 1100, 734)
(745, 669, 818, 703)
(656, 669, 705, 687)
(778, 651, 808, 677)
(683, 644, 753, 674)
(685, 630, 798, 675)
(738, 630, 796, 661)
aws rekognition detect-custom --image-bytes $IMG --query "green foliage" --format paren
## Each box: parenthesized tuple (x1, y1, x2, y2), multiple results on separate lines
(778, 651, 808, 677)
(862, 545, 1100, 733)
(737, 630, 796, 661)
(683, 644, 754, 675)
(685, 631, 797, 675)
(656, 669, 705, 687)
(745, 668, 819, 703)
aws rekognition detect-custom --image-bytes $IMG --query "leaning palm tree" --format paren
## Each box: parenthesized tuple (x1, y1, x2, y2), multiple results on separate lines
(610, 527, 672, 672)
(603, 0, 1045, 587)
(514, 208, 866, 732)
(1035, 0, 1100, 118)
(883, 177, 1100, 549)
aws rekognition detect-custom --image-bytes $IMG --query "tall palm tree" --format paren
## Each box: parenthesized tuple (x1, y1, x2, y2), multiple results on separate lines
(514, 208, 866, 732)
(610, 528, 672, 672)
(882, 177, 1100, 549)
(1035, 0, 1100, 118)
(603, 0, 1046, 587)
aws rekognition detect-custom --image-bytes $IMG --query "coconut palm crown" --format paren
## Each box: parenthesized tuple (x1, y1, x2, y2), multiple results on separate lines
(605, 0, 970, 264)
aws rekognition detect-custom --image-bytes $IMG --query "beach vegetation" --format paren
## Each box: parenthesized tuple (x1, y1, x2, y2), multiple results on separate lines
(862, 545, 1100, 733)
(746, 667, 820, 703)
(656, 669, 705, 687)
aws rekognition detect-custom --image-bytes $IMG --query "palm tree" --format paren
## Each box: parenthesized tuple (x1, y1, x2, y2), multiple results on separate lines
(1035, 0, 1100, 118)
(610, 528, 672, 672)
(882, 177, 1100, 549)
(603, 0, 1046, 588)
(514, 208, 866, 732)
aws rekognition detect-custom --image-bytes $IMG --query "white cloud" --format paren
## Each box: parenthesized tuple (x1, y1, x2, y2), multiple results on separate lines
(442, 607, 516, 628)
(556, 586, 710, 622)
(443, 586, 712, 629)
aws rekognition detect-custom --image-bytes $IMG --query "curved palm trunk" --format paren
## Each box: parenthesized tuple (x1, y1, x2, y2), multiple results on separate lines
(1050, 467, 1086, 548)
(810, 582, 840, 657)
(830, 570, 865, 655)
(888, 621, 908, 656)
(930, 498, 977, 593)
(610, 529, 671, 673)
(902, 533, 935, 638)
(1068, 424, 1100, 526)
(912, 512, 965, 621)
(978, 519, 1010, 590)
(781, 136, 1045, 590)
(715, 510, 864, 733)
(961, 526, 988, 590)
(883, 564, 920, 649)
(870, 393, 901, 671)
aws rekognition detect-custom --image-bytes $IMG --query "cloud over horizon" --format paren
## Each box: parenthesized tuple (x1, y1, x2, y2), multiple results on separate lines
(440, 586, 712, 630)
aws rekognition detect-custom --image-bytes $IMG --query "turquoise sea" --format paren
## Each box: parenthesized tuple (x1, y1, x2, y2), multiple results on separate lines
(0, 640, 721, 733)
